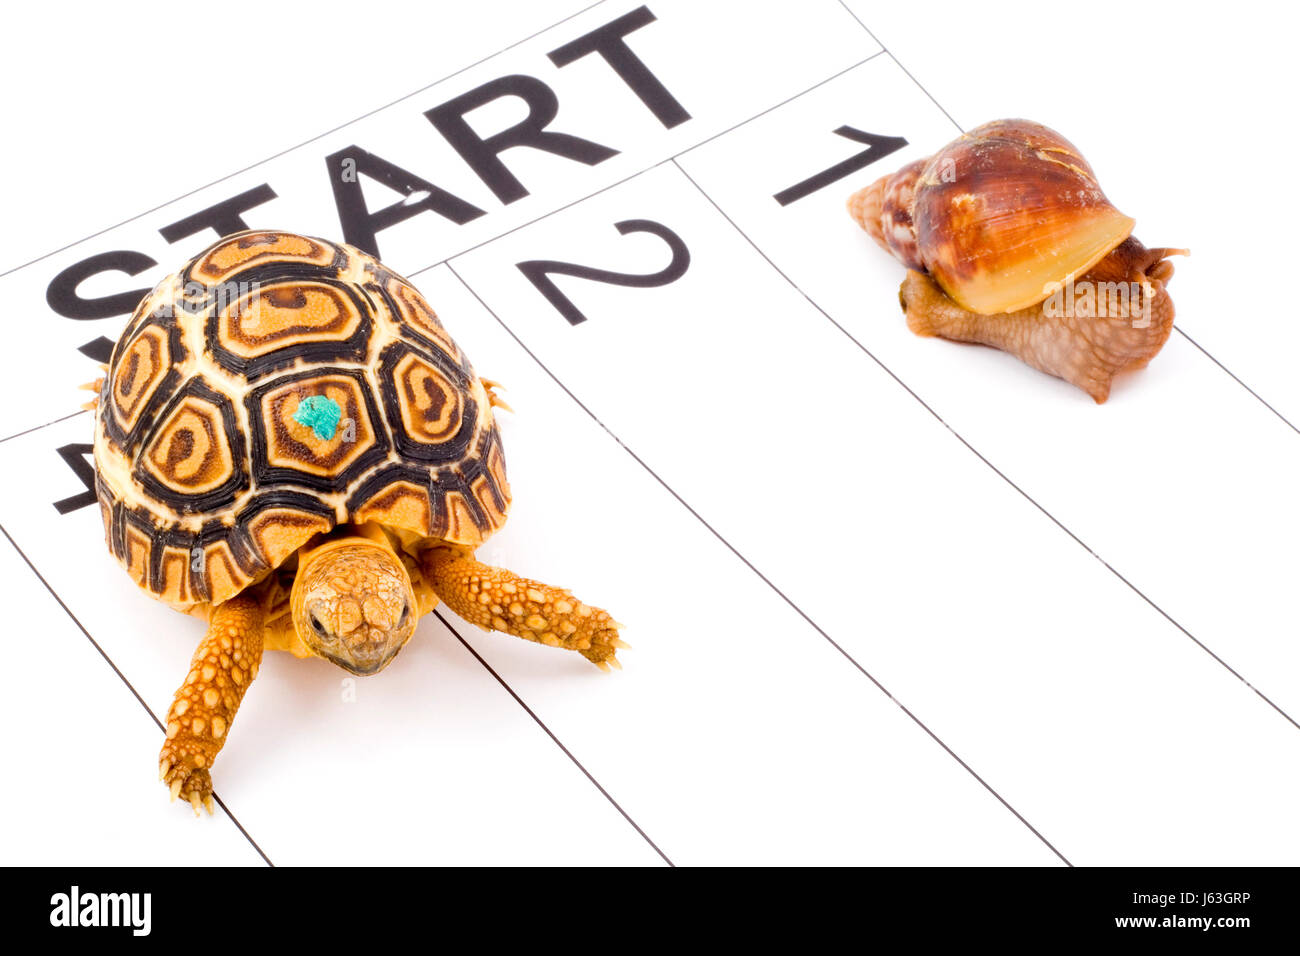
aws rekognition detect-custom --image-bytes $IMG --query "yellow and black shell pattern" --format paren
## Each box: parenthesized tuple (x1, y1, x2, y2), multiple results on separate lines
(93, 230, 510, 611)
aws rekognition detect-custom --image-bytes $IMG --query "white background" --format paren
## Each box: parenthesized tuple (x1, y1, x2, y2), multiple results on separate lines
(0, 0, 1297, 866)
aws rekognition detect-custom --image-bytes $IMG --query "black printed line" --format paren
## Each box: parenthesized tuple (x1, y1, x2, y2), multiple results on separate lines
(432, 609, 673, 866)
(0, 0, 612, 279)
(445, 261, 1070, 866)
(1175, 328, 1300, 438)
(834, 1, 963, 133)
(672, 157, 1300, 732)
(0, 409, 87, 445)
(678, 51, 886, 157)
(413, 161, 674, 278)
(0, 523, 274, 866)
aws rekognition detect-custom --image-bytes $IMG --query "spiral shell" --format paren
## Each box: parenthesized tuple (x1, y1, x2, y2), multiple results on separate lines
(849, 119, 1137, 315)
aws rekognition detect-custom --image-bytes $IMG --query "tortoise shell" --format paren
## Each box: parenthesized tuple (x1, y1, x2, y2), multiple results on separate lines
(93, 230, 510, 610)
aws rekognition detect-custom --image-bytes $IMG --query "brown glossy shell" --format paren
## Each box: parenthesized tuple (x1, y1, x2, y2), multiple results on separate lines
(850, 119, 1137, 315)
(94, 230, 510, 610)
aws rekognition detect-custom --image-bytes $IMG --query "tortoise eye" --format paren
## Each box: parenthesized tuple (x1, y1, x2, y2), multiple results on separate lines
(398, 601, 411, 627)
(310, 613, 329, 638)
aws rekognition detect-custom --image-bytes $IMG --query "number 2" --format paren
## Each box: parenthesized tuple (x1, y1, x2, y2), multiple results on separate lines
(516, 219, 690, 326)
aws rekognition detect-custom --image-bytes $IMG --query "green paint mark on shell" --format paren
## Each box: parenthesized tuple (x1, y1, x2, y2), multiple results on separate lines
(291, 395, 343, 441)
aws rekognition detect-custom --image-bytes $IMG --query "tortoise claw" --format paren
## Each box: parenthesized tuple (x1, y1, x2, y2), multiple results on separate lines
(161, 758, 215, 817)
(481, 378, 513, 413)
(578, 615, 627, 671)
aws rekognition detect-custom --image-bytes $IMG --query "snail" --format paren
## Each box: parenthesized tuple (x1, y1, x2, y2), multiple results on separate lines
(848, 119, 1188, 403)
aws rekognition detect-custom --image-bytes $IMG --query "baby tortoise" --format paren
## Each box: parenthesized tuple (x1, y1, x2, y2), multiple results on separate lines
(89, 230, 625, 814)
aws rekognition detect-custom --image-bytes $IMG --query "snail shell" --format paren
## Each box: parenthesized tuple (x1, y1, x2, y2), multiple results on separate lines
(849, 119, 1187, 402)
(849, 119, 1138, 315)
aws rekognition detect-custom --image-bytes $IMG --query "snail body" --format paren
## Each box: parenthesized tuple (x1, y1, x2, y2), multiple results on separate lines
(849, 119, 1186, 402)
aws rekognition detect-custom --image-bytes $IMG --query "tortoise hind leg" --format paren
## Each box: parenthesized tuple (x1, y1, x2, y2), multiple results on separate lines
(159, 593, 265, 815)
(78, 365, 108, 411)
(421, 546, 626, 670)
(480, 377, 513, 413)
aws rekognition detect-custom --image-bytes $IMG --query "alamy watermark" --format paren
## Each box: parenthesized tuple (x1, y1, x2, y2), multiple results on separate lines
(176, 279, 263, 315)
(1042, 275, 1155, 328)
(49, 886, 151, 936)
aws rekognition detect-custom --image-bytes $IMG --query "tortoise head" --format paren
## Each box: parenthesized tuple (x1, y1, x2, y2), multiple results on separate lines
(290, 534, 418, 676)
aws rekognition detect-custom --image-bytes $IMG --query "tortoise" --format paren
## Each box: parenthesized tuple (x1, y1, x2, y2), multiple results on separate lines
(89, 229, 625, 814)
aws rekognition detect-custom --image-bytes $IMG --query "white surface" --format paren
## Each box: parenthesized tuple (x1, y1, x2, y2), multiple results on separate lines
(0, 0, 1297, 865)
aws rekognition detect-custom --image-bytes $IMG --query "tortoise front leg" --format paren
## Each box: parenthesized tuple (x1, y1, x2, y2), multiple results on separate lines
(159, 593, 265, 815)
(421, 546, 626, 670)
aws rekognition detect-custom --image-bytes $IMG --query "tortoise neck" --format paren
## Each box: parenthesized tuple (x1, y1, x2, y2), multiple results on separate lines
(298, 522, 395, 562)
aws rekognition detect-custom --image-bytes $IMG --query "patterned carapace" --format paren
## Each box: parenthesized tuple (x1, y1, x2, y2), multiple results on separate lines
(93, 230, 510, 610)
